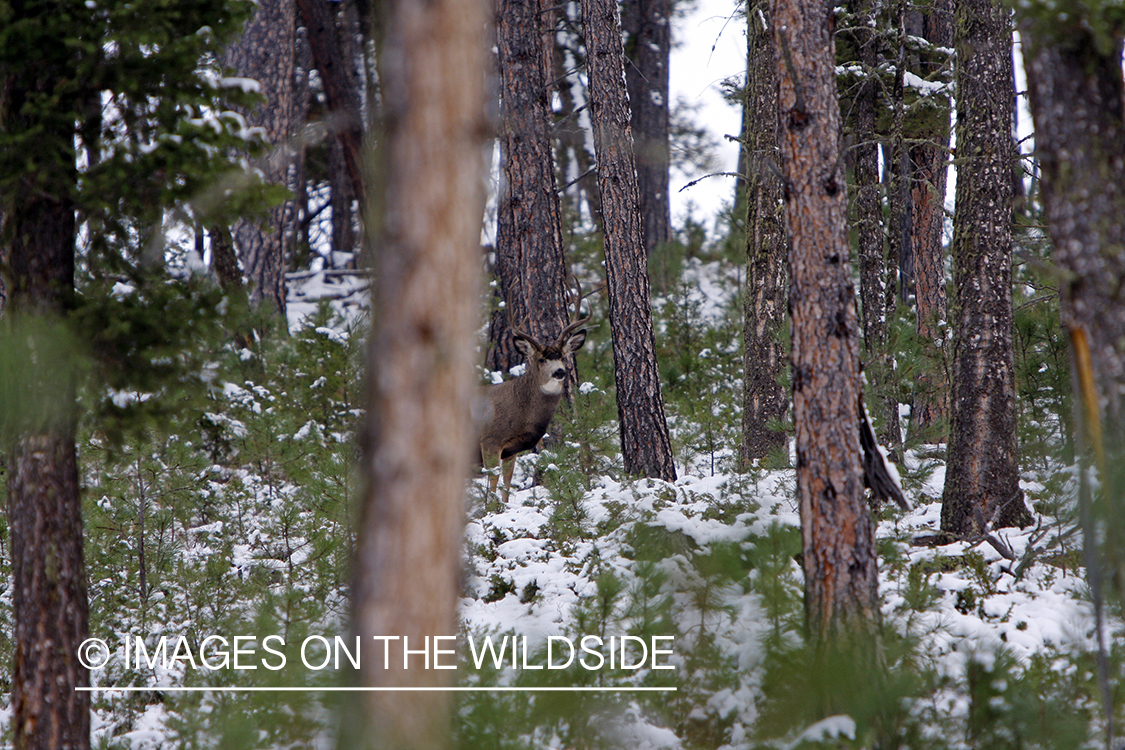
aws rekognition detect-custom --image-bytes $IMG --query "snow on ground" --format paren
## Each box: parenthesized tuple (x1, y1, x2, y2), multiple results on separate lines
(458, 446, 1109, 746)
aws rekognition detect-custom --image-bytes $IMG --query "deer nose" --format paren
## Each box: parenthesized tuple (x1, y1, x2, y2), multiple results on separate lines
(552, 367, 566, 380)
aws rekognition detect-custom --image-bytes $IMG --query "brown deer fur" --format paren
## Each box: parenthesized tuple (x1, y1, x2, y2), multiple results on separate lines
(477, 281, 596, 503)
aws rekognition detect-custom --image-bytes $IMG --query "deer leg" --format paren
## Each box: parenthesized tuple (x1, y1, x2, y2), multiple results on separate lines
(482, 446, 502, 498)
(500, 456, 517, 504)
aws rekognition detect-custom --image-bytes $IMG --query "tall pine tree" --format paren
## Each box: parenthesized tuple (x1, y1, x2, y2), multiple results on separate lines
(1, 1, 257, 745)
(941, 0, 1031, 534)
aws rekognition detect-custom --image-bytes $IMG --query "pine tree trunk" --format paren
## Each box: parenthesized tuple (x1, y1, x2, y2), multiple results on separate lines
(877, 0, 907, 459)
(622, 0, 671, 257)
(849, 0, 895, 452)
(1020, 15, 1125, 597)
(771, 0, 879, 642)
(223, 0, 299, 317)
(489, 0, 570, 375)
(740, 0, 788, 465)
(582, 0, 676, 481)
(941, 0, 1031, 535)
(8, 430, 89, 750)
(907, 0, 952, 438)
(2, 19, 91, 744)
(347, 0, 487, 744)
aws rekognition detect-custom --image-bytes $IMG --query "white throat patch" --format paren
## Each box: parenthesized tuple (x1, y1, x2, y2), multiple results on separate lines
(541, 379, 564, 395)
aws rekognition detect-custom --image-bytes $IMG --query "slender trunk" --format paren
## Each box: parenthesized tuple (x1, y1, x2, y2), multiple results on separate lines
(552, 14, 604, 230)
(582, 0, 676, 481)
(908, 0, 953, 438)
(850, 0, 894, 451)
(740, 0, 788, 465)
(622, 0, 671, 257)
(878, 0, 907, 458)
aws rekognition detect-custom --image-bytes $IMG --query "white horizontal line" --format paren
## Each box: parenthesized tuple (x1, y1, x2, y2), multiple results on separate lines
(78, 686, 676, 693)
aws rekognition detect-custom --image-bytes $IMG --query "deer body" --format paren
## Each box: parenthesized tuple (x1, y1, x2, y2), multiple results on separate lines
(477, 286, 591, 503)
(480, 374, 563, 460)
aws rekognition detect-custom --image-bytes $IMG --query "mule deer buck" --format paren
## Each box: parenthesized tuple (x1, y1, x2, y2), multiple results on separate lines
(477, 279, 595, 503)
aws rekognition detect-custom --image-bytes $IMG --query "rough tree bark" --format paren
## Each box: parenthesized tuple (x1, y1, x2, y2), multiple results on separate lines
(907, 0, 953, 437)
(223, 0, 300, 316)
(622, 0, 671, 257)
(740, 0, 789, 465)
(847, 0, 896, 454)
(487, 0, 571, 376)
(941, 0, 1031, 535)
(345, 0, 487, 744)
(581, 0, 676, 481)
(770, 0, 879, 641)
(2, 24, 90, 746)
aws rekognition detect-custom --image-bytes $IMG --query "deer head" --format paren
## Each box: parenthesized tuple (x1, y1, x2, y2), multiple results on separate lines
(477, 277, 594, 504)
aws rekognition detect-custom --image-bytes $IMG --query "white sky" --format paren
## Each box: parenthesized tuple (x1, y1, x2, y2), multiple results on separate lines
(668, 0, 746, 234)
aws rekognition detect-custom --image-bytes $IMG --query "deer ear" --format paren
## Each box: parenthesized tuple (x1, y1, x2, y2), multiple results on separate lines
(513, 334, 538, 359)
(563, 329, 587, 355)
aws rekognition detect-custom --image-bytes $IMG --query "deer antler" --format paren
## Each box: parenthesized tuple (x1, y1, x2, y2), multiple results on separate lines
(503, 300, 541, 348)
(558, 275, 604, 341)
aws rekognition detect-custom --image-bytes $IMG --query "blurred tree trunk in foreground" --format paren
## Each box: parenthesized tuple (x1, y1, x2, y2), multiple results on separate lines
(1, 6, 90, 745)
(1021, 5, 1125, 598)
(345, 0, 487, 743)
